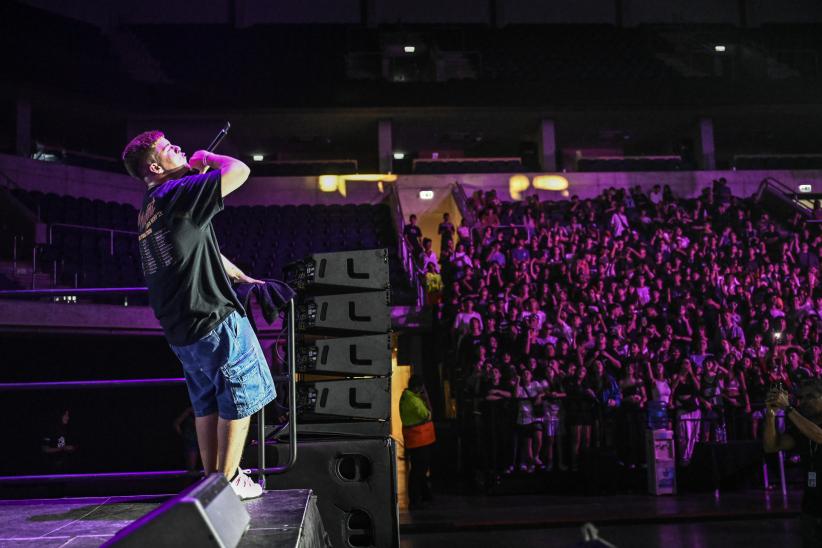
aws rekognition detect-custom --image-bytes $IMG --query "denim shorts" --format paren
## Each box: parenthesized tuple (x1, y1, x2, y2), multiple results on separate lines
(170, 311, 276, 420)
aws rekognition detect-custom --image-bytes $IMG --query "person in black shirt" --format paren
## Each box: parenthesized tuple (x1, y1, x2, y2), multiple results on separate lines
(41, 408, 77, 473)
(404, 214, 423, 258)
(122, 130, 275, 500)
(438, 212, 455, 251)
(765, 380, 822, 547)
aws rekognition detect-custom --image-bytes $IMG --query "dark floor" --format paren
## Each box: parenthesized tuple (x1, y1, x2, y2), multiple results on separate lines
(399, 519, 801, 548)
(0, 490, 313, 547)
(399, 489, 801, 532)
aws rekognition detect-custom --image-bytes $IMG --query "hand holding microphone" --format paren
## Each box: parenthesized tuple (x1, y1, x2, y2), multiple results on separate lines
(188, 150, 212, 173)
(190, 122, 231, 173)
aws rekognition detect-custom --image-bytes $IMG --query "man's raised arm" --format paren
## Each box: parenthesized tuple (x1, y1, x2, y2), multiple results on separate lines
(189, 151, 250, 197)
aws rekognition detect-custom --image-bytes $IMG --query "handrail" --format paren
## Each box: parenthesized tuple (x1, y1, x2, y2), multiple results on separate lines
(0, 376, 292, 392)
(0, 167, 21, 190)
(452, 181, 478, 231)
(0, 378, 186, 391)
(49, 222, 138, 237)
(256, 298, 298, 487)
(757, 176, 812, 215)
(0, 286, 148, 297)
(386, 183, 424, 306)
(0, 288, 299, 486)
(413, 156, 521, 165)
(48, 222, 138, 256)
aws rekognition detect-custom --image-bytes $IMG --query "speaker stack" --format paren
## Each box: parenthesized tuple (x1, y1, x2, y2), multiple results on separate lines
(275, 248, 399, 548)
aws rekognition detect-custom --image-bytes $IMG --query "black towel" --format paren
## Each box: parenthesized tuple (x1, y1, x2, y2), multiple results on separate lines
(234, 279, 296, 333)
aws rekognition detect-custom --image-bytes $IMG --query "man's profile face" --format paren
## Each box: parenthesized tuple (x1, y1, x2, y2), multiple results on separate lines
(150, 137, 188, 176)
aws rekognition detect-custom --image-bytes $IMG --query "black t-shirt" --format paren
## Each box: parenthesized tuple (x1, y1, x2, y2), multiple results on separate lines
(138, 170, 244, 346)
(404, 224, 422, 243)
(673, 380, 700, 413)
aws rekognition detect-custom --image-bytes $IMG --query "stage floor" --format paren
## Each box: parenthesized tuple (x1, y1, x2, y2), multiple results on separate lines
(0, 490, 314, 547)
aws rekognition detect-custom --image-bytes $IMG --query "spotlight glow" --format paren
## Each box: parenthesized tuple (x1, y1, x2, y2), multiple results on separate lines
(533, 175, 569, 191)
(342, 174, 398, 182)
(318, 175, 339, 193)
(509, 174, 530, 200)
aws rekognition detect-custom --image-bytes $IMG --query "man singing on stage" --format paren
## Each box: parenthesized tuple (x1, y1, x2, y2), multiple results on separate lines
(122, 130, 275, 500)
(764, 380, 822, 547)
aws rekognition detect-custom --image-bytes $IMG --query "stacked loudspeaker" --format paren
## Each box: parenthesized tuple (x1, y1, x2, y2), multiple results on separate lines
(278, 248, 399, 548)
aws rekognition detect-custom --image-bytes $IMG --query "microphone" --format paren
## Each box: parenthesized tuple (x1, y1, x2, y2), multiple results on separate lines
(201, 122, 231, 174)
(206, 121, 231, 153)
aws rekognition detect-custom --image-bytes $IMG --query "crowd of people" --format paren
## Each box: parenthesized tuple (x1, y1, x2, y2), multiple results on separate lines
(406, 180, 822, 478)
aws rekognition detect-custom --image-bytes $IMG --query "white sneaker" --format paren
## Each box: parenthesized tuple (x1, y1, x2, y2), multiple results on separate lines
(230, 469, 263, 500)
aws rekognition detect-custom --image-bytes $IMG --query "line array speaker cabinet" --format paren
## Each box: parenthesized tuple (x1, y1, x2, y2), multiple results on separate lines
(297, 377, 391, 420)
(253, 438, 399, 548)
(284, 248, 390, 292)
(104, 474, 249, 548)
(295, 291, 391, 334)
(297, 334, 391, 376)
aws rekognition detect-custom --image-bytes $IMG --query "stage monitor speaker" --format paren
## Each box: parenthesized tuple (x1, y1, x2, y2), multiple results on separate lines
(296, 291, 391, 334)
(284, 248, 389, 292)
(104, 474, 249, 548)
(297, 334, 391, 376)
(298, 377, 390, 420)
(253, 437, 399, 548)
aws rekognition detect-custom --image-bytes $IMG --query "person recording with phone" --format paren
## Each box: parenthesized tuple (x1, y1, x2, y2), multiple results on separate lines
(764, 380, 822, 547)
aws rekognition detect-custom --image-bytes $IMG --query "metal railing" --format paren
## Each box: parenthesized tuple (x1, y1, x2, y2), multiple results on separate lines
(48, 223, 138, 255)
(0, 168, 20, 191)
(386, 183, 424, 306)
(757, 176, 812, 214)
(452, 182, 478, 231)
(0, 288, 298, 488)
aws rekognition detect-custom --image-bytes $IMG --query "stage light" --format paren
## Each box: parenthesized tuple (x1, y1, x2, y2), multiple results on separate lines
(714, 45, 726, 52)
(342, 174, 398, 182)
(318, 175, 339, 193)
(404, 45, 416, 53)
(393, 152, 405, 160)
(419, 190, 434, 200)
(509, 174, 530, 200)
(252, 154, 264, 162)
(533, 175, 569, 191)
